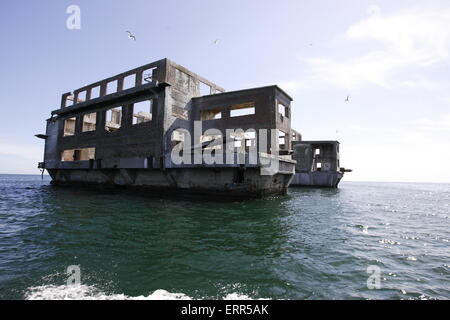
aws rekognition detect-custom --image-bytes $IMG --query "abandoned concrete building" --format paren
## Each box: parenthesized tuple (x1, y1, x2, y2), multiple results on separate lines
(37, 58, 349, 198)
(290, 141, 351, 188)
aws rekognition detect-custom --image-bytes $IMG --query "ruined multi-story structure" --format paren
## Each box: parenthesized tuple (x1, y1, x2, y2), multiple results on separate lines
(37, 59, 298, 198)
(37, 58, 349, 198)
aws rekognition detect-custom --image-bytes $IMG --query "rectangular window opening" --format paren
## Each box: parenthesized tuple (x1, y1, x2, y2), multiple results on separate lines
(279, 131, 286, 147)
(230, 102, 255, 117)
(142, 67, 157, 84)
(199, 82, 211, 96)
(63, 117, 76, 136)
(106, 81, 118, 95)
(91, 86, 100, 99)
(200, 109, 222, 120)
(77, 91, 87, 103)
(64, 95, 74, 107)
(278, 103, 288, 117)
(133, 100, 152, 125)
(105, 107, 122, 132)
(123, 74, 136, 90)
(82, 112, 97, 132)
(61, 148, 95, 161)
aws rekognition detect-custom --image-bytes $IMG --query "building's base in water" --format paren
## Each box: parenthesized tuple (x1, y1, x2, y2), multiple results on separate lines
(47, 167, 294, 199)
(290, 171, 343, 188)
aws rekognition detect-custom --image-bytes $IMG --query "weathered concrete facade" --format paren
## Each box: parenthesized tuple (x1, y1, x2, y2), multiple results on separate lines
(38, 58, 297, 198)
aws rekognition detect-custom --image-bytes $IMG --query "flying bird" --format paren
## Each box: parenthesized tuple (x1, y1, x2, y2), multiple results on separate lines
(212, 39, 220, 45)
(345, 95, 350, 102)
(126, 31, 136, 41)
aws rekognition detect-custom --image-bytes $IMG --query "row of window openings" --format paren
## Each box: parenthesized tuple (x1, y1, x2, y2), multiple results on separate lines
(62, 134, 291, 162)
(199, 102, 289, 121)
(200, 102, 255, 120)
(65, 68, 156, 106)
(63, 100, 153, 136)
(61, 137, 293, 162)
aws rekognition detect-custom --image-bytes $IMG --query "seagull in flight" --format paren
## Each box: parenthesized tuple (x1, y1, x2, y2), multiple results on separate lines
(345, 95, 350, 102)
(212, 39, 220, 45)
(126, 31, 136, 41)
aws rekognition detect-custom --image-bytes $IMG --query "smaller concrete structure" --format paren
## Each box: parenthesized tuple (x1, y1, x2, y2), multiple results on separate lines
(290, 141, 351, 188)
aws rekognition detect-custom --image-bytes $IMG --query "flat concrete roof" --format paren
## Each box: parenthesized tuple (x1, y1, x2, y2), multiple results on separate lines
(193, 85, 294, 102)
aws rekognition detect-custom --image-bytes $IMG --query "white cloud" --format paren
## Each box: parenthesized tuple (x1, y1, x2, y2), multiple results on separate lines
(289, 5, 450, 90)
(346, 7, 450, 65)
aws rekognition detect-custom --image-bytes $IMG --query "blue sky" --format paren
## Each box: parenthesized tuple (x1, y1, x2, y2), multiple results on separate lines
(1, 0, 449, 182)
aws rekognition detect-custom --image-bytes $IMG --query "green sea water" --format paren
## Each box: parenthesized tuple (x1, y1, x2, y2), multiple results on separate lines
(0, 174, 449, 299)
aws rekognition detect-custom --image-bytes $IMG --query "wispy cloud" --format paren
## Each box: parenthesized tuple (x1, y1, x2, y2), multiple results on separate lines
(288, 5, 450, 90)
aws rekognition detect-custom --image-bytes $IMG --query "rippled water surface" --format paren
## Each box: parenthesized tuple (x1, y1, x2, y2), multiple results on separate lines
(0, 174, 449, 299)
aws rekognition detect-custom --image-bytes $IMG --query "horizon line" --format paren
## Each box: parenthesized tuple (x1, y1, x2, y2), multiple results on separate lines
(0, 173, 448, 185)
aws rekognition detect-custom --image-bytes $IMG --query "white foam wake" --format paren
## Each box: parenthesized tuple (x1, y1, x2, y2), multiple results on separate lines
(25, 285, 191, 300)
(25, 284, 259, 300)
